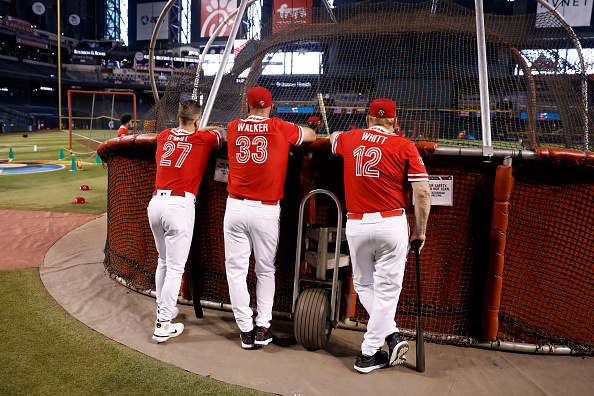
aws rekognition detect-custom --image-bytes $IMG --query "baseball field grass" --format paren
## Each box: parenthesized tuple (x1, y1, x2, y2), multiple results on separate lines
(0, 130, 110, 214)
(0, 130, 269, 395)
(0, 268, 268, 395)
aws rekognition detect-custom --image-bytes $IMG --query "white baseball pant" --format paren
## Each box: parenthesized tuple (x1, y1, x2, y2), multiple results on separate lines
(147, 190, 196, 322)
(224, 196, 280, 332)
(346, 211, 409, 357)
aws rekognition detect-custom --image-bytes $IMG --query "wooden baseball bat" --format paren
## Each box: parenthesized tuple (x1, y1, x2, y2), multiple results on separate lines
(317, 93, 330, 136)
(412, 239, 425, 373)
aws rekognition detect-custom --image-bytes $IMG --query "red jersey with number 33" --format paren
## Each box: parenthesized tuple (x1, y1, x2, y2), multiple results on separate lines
(154, 128, 222, 196)
(332, 126, 428, 213)
(226, 115, 304, 201)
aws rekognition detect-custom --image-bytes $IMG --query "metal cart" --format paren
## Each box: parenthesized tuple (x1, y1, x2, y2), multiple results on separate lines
(292, 189, 349, 350)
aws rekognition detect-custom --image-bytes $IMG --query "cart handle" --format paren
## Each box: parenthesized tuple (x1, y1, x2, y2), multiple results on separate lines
(292, 189, 344, 322)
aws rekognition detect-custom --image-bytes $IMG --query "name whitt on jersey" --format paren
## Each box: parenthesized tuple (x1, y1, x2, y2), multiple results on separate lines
(361, 131, 388, 144)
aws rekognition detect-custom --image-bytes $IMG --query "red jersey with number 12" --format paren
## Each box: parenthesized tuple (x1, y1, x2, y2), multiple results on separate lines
(226, 115, 304, 201)
(154, 128, 222, 196)
(332, 125, 428, 213)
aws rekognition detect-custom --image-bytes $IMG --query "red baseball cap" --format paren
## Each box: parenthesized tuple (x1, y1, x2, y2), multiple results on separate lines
(245, 86, 272, 108)
(72, 197, 85, 204)
(308, 116, 322, 126)
(80, 185, 90, 191)
(369, 98, 396, 118)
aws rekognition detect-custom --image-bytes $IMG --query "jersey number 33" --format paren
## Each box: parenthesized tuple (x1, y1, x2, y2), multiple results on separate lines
(236, 136, 268, 164)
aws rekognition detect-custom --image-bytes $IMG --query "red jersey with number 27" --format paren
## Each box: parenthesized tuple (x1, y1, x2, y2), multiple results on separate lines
(226, 115, 304, 202)
(332, 126, 428, 213)
(154, 128, 222, 196)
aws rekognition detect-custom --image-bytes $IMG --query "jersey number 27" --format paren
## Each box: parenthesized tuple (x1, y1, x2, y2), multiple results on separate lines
(160, 141, 192, 168)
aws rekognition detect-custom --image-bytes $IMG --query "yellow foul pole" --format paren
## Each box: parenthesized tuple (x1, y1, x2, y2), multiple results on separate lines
(57, 0, 62, 125)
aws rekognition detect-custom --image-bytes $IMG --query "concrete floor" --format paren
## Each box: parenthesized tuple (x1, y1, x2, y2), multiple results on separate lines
(40, 215, 594, 396)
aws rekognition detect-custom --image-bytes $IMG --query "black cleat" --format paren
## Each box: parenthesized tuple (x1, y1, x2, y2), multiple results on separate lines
(254, 326, 273, 346)
(240, 328, 255, 349)
(386, 332, 409, 366)
(354, 350, 389, 374)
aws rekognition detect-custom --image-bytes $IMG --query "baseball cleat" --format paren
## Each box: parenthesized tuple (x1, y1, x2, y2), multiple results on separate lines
(354, 350, 389, 374)
(156, 306, 179, 320)
(152, 321, 184, 343)
(254, 326, 273, 346)
(386, 332, 409, 366)
(240, 328, 255, 349)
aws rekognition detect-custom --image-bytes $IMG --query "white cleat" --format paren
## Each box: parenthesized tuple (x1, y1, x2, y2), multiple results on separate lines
(152, 321, 184, 343)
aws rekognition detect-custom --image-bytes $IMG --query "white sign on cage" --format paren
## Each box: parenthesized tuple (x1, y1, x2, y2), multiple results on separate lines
(536, 0, 593, 27)
(413, 175, 454, 207)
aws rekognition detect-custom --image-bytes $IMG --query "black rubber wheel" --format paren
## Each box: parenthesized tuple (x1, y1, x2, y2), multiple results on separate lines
(294, 287, 333, 350)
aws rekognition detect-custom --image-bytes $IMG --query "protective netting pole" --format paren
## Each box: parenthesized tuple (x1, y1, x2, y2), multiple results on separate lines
(475, 0, 493, 157)
(200, 0, 251, 127)
(110, 95, 115, 142)
(89, 93, 96, 152)
(191, 0, 257, 101)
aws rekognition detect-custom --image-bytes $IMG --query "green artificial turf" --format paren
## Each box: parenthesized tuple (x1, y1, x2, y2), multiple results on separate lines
(0, 268, 269, 396)
(0, 162, 108, 214)
(0, 131, 111, 214)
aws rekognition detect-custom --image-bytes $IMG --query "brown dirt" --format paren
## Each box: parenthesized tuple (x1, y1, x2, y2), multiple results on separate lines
(0, 210, 100, 270)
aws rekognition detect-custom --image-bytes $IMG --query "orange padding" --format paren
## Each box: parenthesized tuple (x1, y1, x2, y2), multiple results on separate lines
(481, 165, 514, 341)
(416, 141, 438, 157)
(535, 147, 587, 166)
(97, 134, 158, 162)
(493, 166, 514, 202)
(586, 152, 594, 166)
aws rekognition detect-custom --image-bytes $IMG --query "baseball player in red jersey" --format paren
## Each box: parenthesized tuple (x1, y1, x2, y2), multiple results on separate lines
(147, 100, 224, 343)
(117, 114, 132, 137)
(307, 116, 322, 134)
(330, 98, 431, 373)
(225, 86, 316, 349)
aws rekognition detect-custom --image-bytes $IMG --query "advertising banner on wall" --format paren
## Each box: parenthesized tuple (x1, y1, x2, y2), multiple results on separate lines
(137, 2, 169, 41)
(273, 0, 313, 33)
(17, 37, 49, 50)
(536, 0, 593, 27)
(4, 16, 34, 34)
(201, 0, 238, 38)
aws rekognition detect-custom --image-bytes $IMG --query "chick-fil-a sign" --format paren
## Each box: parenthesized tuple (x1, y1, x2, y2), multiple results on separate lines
(201, 0, 238, 38)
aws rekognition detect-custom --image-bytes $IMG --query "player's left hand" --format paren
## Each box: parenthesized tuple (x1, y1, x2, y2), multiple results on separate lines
(408, 235, 425, 252)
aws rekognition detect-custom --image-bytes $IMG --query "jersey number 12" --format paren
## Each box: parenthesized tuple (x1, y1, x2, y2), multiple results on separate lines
(353, 145, 381, 177)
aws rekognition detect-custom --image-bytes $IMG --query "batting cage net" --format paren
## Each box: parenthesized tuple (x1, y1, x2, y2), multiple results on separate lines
(67, 90, 137, 155)
(134, 1, 593, 151)
(100, 1, 594, 354)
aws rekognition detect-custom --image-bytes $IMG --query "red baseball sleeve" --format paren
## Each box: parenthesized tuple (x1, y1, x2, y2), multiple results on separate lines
(331, 132, 345, 156)
(208, 129, 223, 149)
(278, 119, 304, 146)
(405, 141, 429, 182)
